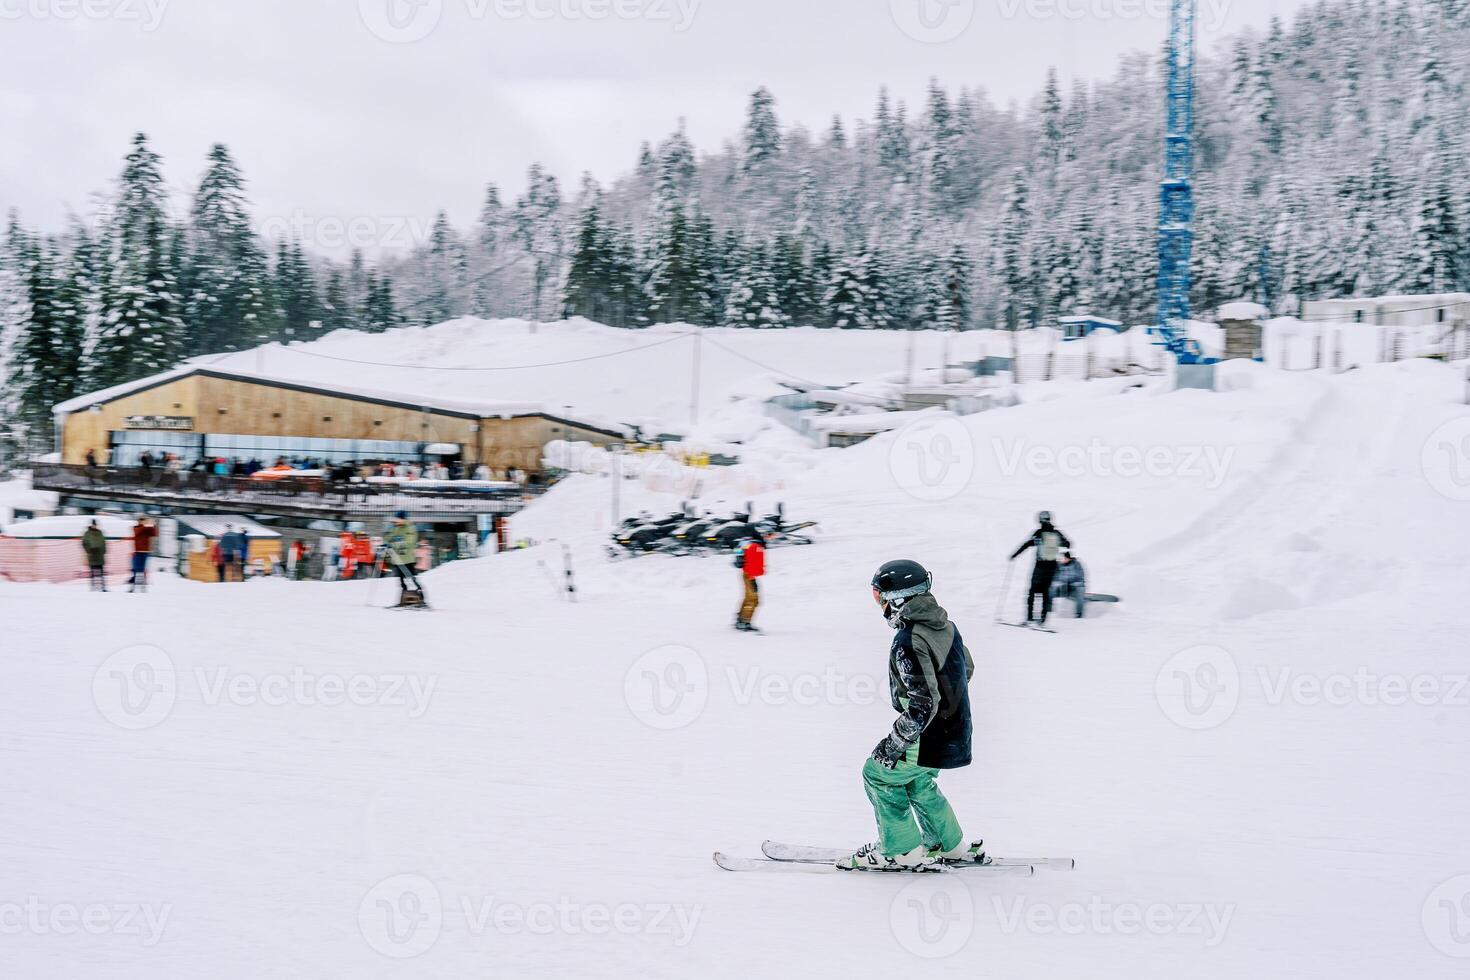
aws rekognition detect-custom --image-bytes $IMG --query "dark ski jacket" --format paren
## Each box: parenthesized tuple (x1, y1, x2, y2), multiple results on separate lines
(1010, 523, 1071, 563)
(81, 527, 107, 566)
(885, 594, 975, 770)
(1052, 558, 1086, 593)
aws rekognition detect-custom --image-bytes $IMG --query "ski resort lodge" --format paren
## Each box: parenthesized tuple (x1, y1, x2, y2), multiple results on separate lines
(49, 365, 626, 473)
(28, 366, 629, 566)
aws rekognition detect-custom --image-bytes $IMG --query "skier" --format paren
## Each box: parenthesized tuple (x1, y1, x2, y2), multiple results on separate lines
(383, 513, 427, 608)
(81, 520, 108, 591)
(1050, 550, 1088, 619)
(127, 517, 156, 593)
(733, 530, 765, 632)
(1009, 511, 1072, 626)
(838, 560, 985, 872)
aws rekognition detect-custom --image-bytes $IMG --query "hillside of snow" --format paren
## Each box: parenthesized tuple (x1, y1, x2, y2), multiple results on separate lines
(3, 358, 1469, 977)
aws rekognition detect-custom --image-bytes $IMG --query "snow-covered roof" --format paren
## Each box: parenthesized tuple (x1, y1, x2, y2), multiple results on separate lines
(1058, 315, 1123, 326)
(52, 364, 543, 419)
(2, 515, 136, 538)
(1217, 302, 1269, 321)
(172, 515, 282, 538)
(51, 364, 628, 437)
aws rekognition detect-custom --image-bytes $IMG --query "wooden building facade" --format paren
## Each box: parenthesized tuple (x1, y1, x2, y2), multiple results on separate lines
(55, 368, 626, 475)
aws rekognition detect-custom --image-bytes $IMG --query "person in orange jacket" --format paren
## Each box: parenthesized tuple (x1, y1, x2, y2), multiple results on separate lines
(734, 530, 766, 633)
(339, 531, 358, 579)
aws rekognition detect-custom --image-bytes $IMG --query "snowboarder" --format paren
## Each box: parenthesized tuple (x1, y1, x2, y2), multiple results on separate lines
(127, 517, 156, 593)
(1050, 550, 1087, 619)
(81, 520, 108, 591)
(383, 513, 427, 608)
(1009, 511, 1072, 626)
(838, 560, 984, 872)
(733, 530, 765, 632)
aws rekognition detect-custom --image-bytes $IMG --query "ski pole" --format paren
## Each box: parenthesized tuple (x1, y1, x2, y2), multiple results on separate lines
(993, 559, 1016, 623)
(363, 551, 385, 607)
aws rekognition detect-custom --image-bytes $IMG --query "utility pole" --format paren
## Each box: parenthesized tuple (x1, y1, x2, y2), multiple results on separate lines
(690, 330, 703, 426)
(611, 446, 621, 526)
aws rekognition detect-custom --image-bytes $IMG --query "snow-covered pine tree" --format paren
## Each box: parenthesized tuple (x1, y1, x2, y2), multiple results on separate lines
(88, 134, 186, 387)
(723, 238, 788, 329)
(186, 143, 274, 356)
(8, 240, 85, 448)
(741, 87, 782, 178)
(512, 163, 565, 321)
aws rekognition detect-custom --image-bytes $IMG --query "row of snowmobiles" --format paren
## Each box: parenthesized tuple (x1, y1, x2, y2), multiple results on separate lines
(608, 502, 819, 559)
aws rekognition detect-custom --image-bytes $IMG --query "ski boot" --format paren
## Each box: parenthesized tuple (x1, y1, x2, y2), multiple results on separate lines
(928, 840, 990, 866)
(836, 842, 941, 873)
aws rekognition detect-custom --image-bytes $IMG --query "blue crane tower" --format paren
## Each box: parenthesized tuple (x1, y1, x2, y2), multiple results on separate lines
(1155, 0, 1213, 366)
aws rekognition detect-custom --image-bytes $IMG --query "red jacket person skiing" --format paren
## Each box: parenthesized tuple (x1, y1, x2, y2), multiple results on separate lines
(839, 560, 985, 872)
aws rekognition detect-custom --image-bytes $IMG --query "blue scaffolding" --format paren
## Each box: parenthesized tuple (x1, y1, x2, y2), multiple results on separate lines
(1156, 0, 1213, 366)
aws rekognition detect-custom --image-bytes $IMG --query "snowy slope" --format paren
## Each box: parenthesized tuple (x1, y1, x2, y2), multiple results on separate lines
(3, 360, 1469, 978)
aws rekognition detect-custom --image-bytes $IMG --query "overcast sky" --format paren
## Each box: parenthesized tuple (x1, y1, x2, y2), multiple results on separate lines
(1, 0, 1304, 256)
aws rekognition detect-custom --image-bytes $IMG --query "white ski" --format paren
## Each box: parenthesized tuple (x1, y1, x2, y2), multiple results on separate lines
(713, 852, 1033, 875)
(998, 621, 1056, 634)
(761, 840, 1074, 871)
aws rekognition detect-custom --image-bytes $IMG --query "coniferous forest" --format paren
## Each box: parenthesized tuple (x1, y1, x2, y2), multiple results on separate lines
(2, 0, 1468, 455)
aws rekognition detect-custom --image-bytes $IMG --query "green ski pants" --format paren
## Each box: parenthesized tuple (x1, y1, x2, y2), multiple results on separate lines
(862, 757, 964, 857)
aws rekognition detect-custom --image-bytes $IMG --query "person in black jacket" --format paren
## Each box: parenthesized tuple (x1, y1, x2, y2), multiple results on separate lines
(837, 560, 986, 872)
(1010, 511, 1072, 626)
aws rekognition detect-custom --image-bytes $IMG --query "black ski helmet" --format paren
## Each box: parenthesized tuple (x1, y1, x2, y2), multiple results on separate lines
(871, 560, 933, 602)
(1038, 510, 1053, 524)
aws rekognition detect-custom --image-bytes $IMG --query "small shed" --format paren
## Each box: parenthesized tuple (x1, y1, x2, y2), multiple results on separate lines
(1218, 302, 1268, 361)
(0, 515, 135, 584)
(172, 515, 283, 582)
(1059, 315, 1124, 341)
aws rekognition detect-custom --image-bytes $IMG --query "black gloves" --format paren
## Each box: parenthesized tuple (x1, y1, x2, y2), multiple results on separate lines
(871, 735, 906, 770)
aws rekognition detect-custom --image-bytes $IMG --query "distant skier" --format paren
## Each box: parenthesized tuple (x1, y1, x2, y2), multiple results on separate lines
(733, 530, 765, 632)
(838, 560, 984, 872)
(1009, 511, 1071, 626)
(384, 513, 427, 608)
(127, 517, 157, 593)
(1050, 550, 1087, 619)
(81, 520, 108, 591)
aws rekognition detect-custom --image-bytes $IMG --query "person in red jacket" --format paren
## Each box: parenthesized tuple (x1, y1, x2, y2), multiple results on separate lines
(734, 530, 766, 633)
(128, 517, 157, 593)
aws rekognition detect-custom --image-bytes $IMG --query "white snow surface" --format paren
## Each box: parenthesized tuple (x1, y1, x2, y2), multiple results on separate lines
(3, 358, 1469, 978)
